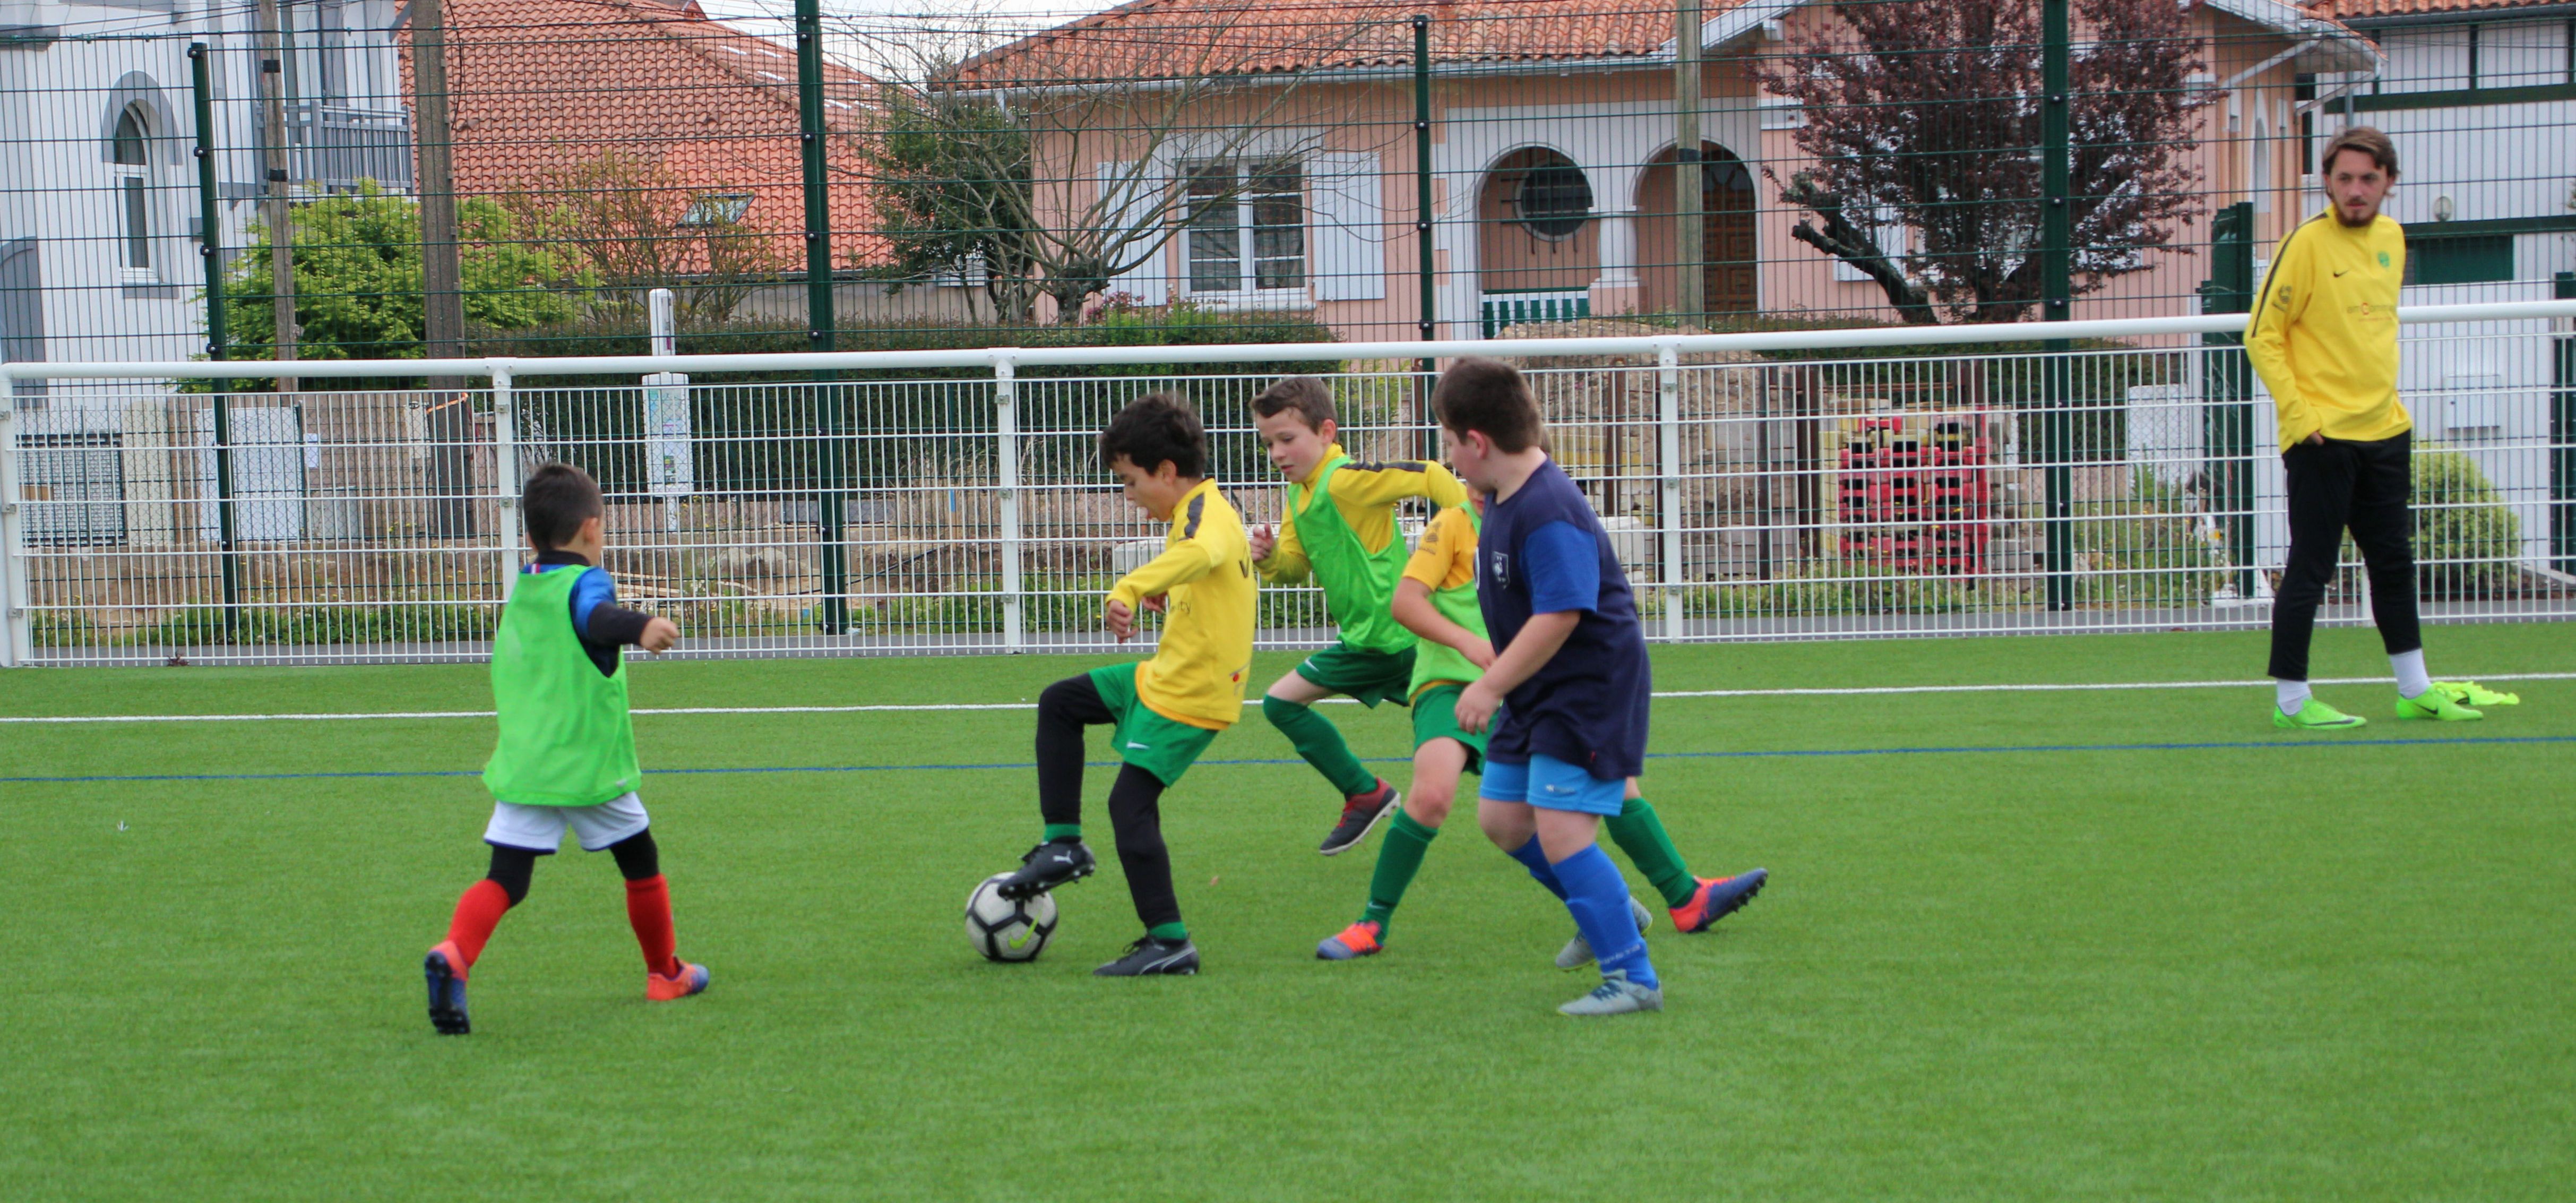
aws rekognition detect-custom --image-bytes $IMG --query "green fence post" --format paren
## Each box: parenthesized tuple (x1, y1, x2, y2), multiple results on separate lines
(796, 0, 846, 635)
(2199, 202, 2257, 598)
(191, 43, 239, 636)
(2039, 0, 2074, 611)
(2554, 270, 2575, 573)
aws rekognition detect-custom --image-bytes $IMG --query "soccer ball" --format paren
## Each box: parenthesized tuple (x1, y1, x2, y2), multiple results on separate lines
(965, 872, 1058, 963)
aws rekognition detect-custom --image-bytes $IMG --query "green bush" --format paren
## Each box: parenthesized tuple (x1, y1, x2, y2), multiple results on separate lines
(27, 609, 105, 648)
(124, 604, 498, 646)
(2362, 447, 2523, 599)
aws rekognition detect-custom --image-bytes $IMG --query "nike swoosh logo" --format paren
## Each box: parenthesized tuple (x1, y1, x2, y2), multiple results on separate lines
(2332, 269, 2351, 277)
(1127, 742, 1151, 750)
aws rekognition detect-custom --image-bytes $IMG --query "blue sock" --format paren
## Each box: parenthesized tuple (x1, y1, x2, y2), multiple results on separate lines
(1550, 844, 1658, 990)
(1503, 838, 1567, 900)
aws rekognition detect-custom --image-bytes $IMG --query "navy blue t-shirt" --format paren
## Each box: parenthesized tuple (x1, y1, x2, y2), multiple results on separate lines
(1475, 458, 1650, 780)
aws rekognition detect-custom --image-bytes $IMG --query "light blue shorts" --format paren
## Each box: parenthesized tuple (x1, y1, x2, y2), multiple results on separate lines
(1480, 755, 1624, 816)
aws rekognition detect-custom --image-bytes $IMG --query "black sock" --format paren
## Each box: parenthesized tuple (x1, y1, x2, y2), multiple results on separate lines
(1035, 674, 1113, 836)
(1106, 763, 1181, 933)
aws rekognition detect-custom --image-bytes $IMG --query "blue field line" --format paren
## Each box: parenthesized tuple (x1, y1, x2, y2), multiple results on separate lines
(5, 732, 2570, 785)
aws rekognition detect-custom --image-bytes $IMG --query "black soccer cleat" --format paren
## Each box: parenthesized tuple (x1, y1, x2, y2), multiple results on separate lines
(996, 838, 1096, 901)
(424, 944, 470, 1036)
(1094, 936, 1200, 977)
(1319, 780, 1400, 856)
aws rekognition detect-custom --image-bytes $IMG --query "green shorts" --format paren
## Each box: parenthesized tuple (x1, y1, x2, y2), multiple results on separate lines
(1293, 641, 1417, 708)
(1089, 663, 1221, 787)
(1408, 682, 1487, 776)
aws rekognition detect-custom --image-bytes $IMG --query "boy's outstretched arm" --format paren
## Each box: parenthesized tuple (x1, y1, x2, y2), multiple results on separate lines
(1391, 579, 1494, 668)
(1104, 526, 1227, 639)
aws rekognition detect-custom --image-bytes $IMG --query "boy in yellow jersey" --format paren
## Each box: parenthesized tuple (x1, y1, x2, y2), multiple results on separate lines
(991, 394, 1254, 976)
(2247, 126, 2500, 729)
(1313, 493, 1768, 964)
(1247, 375, 1471, 855)
(423, 463, 706, 1035)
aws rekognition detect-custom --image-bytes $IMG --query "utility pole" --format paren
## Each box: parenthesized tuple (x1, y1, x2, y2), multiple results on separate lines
(412, 0, 473, 537)
(1674, 0, 1704, 329)
(254, 0, 297, 391)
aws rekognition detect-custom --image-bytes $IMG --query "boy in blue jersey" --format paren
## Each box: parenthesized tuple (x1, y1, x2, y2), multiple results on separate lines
(1437, 357, 1671, 1016)
(422, 463, 707, 1035)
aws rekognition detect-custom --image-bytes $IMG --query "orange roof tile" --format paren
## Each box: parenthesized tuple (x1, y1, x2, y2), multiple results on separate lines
(401, 0, 886, 267)
(950, 0, 1711, 87)
(2317, 0, 2570, 19)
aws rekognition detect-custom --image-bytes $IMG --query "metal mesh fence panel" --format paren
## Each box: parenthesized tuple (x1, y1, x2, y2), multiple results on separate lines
(7, 306, 2570, 664)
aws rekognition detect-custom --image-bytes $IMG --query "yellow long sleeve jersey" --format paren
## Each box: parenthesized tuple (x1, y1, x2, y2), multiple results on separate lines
(1257, 444, 1470, 583)
(1106, 479, 1256, 730)
(2245, 210, 2413, 452)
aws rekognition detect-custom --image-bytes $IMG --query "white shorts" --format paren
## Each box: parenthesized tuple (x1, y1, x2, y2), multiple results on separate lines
(484, 793, 650, 853)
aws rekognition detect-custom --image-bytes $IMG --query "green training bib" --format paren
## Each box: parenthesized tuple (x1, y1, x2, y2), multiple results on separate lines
(1288, 455, 1414, 655)
(1408, 506, 1487, 695)
(482, 565, 643, 806)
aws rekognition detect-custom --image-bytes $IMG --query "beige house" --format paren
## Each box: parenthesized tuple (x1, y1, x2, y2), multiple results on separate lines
(959, 0, 2382, 339)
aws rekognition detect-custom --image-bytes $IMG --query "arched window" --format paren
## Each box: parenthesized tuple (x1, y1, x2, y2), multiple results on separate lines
(1513, 154, 1593, 239)
(112, 105, 153, 276)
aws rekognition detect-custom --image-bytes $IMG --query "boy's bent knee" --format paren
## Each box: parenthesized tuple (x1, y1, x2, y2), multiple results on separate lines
(485, 845, 538, 905)
(1403, 783, 1454, 827)
(606, 828, 660, 882)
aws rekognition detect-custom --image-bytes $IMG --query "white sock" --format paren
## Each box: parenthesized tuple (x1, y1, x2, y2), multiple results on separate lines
(2392, 649, 2430, 699)
(2276, 678, 2311, 714)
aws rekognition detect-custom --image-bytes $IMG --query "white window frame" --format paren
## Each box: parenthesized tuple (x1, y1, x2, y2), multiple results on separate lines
(111, 106, 156, 284)
(1181, 158, 1311, 310)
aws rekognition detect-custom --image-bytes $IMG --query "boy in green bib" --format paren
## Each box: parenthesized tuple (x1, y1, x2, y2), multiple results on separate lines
(1248, 376, 1469, 855)
(1314, 495, 1768, 964)
(423, 463, 707, 1035)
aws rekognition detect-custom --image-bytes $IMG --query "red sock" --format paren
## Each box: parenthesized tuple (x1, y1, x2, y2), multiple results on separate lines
(444, 879, 514, 973)
(624, 874, 680, 978)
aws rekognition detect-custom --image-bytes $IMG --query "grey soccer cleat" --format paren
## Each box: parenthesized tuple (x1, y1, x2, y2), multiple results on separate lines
(1558, 968, 1663, 1017)
(1554, 895, 1656, 970)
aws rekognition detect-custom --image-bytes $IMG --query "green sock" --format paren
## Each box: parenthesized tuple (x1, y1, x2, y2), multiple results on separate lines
(1360, 810, 1441, 932)
(1148, 921, 1189, 942)
(1263, 694, 1379, 797)
(1605, 795, 1699, 910)
(1044, 823, 1082, 842)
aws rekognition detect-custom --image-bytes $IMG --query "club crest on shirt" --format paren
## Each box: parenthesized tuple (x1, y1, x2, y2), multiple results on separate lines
(2377, 251, 2391, 269)
(1486, 549, 1510, 588)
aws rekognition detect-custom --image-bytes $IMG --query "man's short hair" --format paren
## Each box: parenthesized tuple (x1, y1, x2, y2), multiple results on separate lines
(1250, 375, 1337, 432)
(522, 462, 604, 551)
(1431, 357, 1543, 453)
(2320, 126, 2398, 179)
(1100, 392, 1207, 478)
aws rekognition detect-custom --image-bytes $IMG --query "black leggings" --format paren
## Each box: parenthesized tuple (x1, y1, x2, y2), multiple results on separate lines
(2270, 432, 2422, 682)
(1035, 674, 1180, 931)
(483, 828, 660, 906)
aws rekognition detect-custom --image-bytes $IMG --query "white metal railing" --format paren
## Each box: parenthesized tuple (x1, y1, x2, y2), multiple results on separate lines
(4, 299, 2572, 666)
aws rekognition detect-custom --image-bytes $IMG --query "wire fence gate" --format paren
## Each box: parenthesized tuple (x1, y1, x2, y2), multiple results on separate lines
(4, 299, 2572, 666)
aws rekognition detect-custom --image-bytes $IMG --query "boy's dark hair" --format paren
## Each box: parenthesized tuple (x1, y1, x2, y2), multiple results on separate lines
(1431, 356, 1543, 453)
(1250, 375, 1337, 432)
(2321, 126, 2398, 178)
(1099, 392, 1207, 478)
(521, 462, 605, 550)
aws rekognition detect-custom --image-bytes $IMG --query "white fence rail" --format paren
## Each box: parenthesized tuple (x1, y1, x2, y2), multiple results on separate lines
(4, 300, 2572, 666)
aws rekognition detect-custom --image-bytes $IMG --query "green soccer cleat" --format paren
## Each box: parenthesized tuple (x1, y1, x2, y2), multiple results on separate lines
(2433, 681, 2519, 707)
(2274, 698, 2366, 730)
(2396, 689, 2483, 723)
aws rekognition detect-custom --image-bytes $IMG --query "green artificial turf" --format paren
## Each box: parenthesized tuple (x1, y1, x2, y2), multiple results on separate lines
(2, 624, 2571, 1201)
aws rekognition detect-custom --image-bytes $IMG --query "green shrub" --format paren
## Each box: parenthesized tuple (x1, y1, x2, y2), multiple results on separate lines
(2354, 447, 2523, 598)
(1684, 562, 1974, 618)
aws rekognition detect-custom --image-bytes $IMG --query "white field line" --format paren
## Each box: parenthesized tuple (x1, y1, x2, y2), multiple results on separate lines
(5, 672, 2570, 725)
